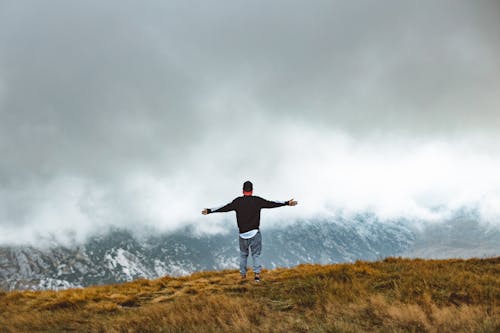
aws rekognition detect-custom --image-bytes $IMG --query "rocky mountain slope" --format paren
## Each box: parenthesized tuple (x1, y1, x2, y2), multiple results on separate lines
(0, 214, 498, 291)
(0, 216, 414, 290)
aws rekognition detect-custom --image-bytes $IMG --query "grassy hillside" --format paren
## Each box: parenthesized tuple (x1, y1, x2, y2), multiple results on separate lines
(0, 257, 498, 332)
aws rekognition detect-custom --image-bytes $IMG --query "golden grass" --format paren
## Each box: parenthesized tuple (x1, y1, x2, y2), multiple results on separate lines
(0, 257, 498, 332)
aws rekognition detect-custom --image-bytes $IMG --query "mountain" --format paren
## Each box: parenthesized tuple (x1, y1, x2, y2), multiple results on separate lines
(402, 218, 500, 259)
(0, 215, 413, 291)
(0, 214, 498, 291)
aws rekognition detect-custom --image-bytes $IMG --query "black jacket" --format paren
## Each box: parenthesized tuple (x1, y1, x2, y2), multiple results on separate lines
(208, 195, 288, 233)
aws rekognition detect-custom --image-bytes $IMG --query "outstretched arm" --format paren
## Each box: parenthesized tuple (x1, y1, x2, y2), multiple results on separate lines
(201, 200, 236, 215)
(258, 197, 298, 209)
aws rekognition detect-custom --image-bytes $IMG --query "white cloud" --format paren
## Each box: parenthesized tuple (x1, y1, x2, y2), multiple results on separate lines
(2, 120, 500, 245)
(1, 1, 500, 244)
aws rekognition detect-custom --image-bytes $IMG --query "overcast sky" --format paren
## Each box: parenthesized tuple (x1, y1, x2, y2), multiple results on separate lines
(1, 1, 500, 244)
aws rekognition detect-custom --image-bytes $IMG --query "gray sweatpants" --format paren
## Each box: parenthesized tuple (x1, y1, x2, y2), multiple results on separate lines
(239, 231, 262, 276)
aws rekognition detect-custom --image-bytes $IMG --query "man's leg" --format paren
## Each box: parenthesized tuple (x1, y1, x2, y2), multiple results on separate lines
(239, 237, 249, 277)
(249, 231, 262, 276)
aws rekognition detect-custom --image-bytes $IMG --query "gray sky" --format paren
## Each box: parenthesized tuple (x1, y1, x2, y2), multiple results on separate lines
(1, 1, 500, 244)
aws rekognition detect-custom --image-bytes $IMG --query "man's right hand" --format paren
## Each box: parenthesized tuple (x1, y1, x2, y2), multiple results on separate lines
(288, 199, 298, 206)
(201, 209, 209, 215)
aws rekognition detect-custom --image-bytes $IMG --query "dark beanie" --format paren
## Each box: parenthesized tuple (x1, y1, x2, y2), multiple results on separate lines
(243, 181, 253, 192)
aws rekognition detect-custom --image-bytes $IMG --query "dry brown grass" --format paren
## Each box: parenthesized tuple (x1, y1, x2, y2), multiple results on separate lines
(0, 257, 498, 332)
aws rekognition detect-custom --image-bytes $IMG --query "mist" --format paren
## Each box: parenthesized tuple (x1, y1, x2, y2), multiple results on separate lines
(1, 0, 499, 245)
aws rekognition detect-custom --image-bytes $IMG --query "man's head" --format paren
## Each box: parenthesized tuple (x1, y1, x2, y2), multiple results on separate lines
(243, 181, 253, 196)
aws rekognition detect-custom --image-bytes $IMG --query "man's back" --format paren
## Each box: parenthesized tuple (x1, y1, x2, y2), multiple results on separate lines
(208, 195, 288, 233)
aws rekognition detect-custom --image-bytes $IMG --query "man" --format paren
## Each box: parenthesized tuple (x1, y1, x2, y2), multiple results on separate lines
(202, 180, 297, 282)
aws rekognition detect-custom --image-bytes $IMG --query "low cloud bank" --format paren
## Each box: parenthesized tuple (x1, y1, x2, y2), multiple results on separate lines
(2, 121, 499, 246)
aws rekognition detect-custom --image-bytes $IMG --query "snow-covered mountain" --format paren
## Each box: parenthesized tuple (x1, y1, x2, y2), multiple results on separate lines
(1, 214, 498, 291)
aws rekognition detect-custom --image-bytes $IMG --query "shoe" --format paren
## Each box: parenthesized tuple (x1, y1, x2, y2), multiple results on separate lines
(240, 275, 247, 283)
(254, 274, 261, 283)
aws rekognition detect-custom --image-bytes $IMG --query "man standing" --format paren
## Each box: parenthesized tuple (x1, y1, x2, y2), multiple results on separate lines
(202, 181, 298, 282)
